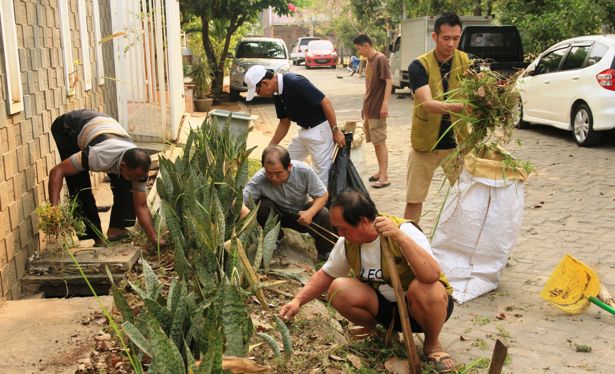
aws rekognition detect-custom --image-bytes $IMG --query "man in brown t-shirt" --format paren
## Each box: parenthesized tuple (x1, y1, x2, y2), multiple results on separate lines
(354, 34, 393, 188)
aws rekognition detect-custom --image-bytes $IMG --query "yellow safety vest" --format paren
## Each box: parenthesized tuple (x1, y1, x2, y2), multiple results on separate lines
(344, 213, 452, 295)
(411, 49, 470, 152)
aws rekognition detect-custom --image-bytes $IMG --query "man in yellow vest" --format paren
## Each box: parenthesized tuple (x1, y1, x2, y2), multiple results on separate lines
(404, 12, 470, 223)
(280, 190, 455, 373)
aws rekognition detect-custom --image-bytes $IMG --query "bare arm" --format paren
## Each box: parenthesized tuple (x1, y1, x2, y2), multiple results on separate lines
(414, 85, 464, 115)
(321, 97, 345, 147)
(269, 118, 291, 145)
(280, 269, 335, 320)
(48, 158, 81, 205)
(374, 216, 441, 283)
(297, 192, 329, 226)
(133, 190, 165, 247)
(380, 78, 393, 119)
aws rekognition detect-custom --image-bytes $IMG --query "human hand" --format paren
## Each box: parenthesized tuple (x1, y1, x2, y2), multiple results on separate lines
(332, 129, 346, 148)
(380, 103, 388, 119)
(297, 210, 314, 226)
(279, 299, 301, 321)
(152, 237, 168, 250)
(373, 216, 403, 241)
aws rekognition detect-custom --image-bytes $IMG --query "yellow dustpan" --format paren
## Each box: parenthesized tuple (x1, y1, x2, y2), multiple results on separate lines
(540, 254, 615, 316)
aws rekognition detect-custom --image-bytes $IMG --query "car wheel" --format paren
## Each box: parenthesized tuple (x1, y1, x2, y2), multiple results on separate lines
(516, 103, 529, 129)
(573, 103, 601, 147)
(230, 89, 241, 102)
(305, 65, 311, 70)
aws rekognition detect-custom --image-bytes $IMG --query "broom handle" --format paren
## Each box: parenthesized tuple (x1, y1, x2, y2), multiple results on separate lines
(382, 237, 421, 374)
(589, 296, 615, 316)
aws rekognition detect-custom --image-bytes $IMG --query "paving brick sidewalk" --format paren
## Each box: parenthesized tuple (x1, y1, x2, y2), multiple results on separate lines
(239, 66, 615, 373)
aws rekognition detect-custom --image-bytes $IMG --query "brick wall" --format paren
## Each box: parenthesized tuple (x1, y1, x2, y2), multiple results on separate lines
(0, 0, 113, 299)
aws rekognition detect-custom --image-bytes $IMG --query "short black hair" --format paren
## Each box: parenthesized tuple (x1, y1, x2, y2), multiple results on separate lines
(353, 34, 372, 46)
(261, 145, 291, 169)
(434, 12, 462, 34)
(122, 148, 151, 171)
(331, 190, 377, 226)
(263, 69, 275, 81)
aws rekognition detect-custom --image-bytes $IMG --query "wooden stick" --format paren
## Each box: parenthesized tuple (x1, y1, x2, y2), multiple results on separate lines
(331, 145, 340, 161)
(488, 339, 508, 374)
(308, 221, 340, 240)
(305, 225, 337, 246)
(381, 237, 421, 374)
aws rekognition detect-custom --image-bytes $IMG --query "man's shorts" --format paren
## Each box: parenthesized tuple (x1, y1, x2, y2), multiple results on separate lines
(364, 118, 387, 145)
(405, 147, 459, 204)
(375, 289, 454, 333)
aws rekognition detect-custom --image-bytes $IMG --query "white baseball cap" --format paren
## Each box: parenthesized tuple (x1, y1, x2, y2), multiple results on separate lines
(244, 65, 267, 101)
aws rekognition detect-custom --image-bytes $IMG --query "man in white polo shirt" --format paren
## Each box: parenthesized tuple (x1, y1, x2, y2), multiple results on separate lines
(48, 109, 165, 248)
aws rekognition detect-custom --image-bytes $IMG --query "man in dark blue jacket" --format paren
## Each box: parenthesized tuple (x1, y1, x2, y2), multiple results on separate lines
(244, 65, 345, 187)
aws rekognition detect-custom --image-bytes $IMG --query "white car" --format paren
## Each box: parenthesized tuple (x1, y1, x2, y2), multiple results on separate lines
(516, 35, 615, 146)
(229, 37, 291, 101)
(290, 37, 320, 65)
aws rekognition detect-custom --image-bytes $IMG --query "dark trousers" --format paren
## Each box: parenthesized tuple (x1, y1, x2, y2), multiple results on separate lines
(256, 197, 336, 256)
(51, 118, 136, 240)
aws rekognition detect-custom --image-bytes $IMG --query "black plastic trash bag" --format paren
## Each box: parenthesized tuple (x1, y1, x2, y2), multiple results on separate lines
(327, 132, 370, 205)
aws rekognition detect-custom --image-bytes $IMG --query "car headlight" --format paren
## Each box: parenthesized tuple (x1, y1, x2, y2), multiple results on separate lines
(233, 65, 246, 74)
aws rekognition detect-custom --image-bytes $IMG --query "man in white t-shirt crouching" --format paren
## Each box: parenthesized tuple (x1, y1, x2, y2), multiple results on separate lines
(280, 190, 456, 373)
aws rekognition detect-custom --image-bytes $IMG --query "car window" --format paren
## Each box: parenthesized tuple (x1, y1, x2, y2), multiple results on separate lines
(585, 42, 608, 67)
(300, 38, 318, 46)
(560, 45, 591, 71)
(308, 40, 333, 51)
(236, 41, 287, 59)
(469, 32, 510, 47)
(535, 48, 568, 75)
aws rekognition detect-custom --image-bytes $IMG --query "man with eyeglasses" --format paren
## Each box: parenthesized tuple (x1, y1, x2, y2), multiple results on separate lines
(48, 109, 166, 249)
(244, 65, 345, 187)
(243, 145, 337, 260)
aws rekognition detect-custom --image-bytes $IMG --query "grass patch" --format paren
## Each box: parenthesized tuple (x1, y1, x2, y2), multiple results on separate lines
(472, 316, 491, 326)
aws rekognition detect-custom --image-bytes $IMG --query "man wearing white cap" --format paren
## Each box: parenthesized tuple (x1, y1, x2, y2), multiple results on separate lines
(244, 65, 345, 186)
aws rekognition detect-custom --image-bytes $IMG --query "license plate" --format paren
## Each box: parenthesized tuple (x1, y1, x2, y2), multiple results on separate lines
(316, 59, 329, 64)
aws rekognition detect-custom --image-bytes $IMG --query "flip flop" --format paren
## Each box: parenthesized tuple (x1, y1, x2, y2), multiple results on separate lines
(372, 181, 391, 189)
(426, 351, 454, 374)
(368, 175, 379, 182)
(108, 232, 130, 242)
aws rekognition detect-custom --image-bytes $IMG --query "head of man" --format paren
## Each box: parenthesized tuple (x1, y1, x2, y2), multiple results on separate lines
(120, 148, 151, 183)
(353, 34, 373, 58)
(245, 65, 277, 101)
(330, 190, 378, 244)
(432, 12, 463, 61)
(261, 145, 292, 185)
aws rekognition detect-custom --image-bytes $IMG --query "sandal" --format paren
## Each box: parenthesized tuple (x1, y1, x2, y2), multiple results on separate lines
(368, 175, 379, 182)
(371, 180, 391, 189)
(426, 352, 454, 374)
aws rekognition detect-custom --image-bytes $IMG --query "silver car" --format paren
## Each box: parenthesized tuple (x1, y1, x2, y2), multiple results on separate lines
(229, 37, 291, 100)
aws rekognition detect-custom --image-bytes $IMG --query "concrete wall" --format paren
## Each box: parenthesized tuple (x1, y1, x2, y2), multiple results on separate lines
(0, 0, 113, 300)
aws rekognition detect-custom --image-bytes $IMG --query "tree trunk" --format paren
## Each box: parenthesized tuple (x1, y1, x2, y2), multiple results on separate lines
(474, 0, 482, 16)
(200, 14, 222, 100)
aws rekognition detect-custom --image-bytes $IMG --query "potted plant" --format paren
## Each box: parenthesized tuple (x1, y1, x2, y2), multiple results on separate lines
(190, 58, 213, 112)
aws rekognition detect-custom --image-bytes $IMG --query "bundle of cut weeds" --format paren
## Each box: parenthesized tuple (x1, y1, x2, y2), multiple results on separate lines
(35, 200, 85, 249)
(443, 66, 533, 174)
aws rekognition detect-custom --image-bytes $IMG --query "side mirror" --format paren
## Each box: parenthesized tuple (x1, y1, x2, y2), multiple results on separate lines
(227, 52, 234, 59)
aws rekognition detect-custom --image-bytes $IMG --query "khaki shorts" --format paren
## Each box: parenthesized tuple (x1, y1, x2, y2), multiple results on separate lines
(364, 118, 387, 145)
(405, 147, 460, 203)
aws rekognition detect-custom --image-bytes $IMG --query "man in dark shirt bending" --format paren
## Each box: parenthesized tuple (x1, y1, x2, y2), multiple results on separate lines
(244, 65, 345, 187)
(404, 12, 471, 224)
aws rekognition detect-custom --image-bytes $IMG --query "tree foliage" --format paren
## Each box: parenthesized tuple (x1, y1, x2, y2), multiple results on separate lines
(496, 0, 607, 56)
(181, 0, 292, 99)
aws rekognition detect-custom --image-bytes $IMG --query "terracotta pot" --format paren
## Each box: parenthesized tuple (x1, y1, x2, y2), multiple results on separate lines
(193, 97, 213, 112)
